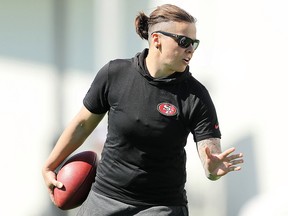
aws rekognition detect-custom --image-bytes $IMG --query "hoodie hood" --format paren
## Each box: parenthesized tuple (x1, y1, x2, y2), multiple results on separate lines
(133, 49, 191, 86)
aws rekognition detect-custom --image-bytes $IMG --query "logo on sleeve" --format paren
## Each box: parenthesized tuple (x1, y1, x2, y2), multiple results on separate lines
(157, 102, 178, 116)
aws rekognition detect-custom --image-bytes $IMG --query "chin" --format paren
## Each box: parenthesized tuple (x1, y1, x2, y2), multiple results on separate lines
(176, 66, 188, 72)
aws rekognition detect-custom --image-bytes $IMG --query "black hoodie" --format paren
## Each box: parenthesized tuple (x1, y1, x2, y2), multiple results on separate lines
(84, 49, 221, 206)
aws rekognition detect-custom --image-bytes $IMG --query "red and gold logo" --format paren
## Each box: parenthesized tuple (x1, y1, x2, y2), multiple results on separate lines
(157, 102, 178, 116)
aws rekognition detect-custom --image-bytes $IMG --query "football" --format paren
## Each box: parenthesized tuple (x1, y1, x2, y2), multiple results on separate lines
(54, 151, 98, 210)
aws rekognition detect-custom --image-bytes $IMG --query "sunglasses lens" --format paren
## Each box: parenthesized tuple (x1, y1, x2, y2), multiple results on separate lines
(179, 37, 199, 50)
(193, 41, 199, 50)
(178, 37, 191, 48)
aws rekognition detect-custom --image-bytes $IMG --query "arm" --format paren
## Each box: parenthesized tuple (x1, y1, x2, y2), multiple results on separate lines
(42, 106, 106, 202)
(197, 138, 244, 181)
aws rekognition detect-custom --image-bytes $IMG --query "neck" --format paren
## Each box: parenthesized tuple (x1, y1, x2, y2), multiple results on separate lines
(145, 50, 174, 78)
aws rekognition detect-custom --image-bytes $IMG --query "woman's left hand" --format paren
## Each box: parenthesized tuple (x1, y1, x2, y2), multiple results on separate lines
(204, 147, 244, 180)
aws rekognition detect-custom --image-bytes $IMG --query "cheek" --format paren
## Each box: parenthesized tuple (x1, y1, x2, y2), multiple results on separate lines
(160, 44, 186, 70)
(166, 50, 183, 65)
(162, 46, 180, 61)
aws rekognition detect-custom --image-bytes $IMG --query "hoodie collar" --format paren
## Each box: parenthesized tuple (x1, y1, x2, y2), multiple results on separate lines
(133, 49, 190, 86)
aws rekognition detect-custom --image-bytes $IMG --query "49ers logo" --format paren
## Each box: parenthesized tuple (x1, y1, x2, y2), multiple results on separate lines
(157, 102, 178, 116)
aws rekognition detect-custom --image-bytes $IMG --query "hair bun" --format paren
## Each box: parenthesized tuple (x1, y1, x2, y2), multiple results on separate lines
(135, 12, 149, 40)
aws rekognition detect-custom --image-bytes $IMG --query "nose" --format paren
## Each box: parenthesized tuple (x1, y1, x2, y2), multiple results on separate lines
(185, 44, 195, 53)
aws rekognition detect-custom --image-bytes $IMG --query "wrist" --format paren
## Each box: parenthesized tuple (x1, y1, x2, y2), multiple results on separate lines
(207, 173, 221, 181)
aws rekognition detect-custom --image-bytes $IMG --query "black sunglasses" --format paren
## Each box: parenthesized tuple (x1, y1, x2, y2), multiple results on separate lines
(152, 31, 200, 50)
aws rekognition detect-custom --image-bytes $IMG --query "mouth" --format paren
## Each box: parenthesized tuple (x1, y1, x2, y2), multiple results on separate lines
(183, 58, 190, 64)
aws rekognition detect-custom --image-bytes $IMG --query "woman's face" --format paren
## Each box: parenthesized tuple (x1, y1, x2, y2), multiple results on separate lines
(155, 22, 197, 74)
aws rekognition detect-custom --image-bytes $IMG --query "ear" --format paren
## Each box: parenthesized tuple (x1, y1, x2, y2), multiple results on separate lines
(151, 32, 160, 49)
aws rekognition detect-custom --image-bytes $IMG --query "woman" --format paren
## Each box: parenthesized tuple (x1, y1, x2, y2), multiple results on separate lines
(42, 4, 244, 216)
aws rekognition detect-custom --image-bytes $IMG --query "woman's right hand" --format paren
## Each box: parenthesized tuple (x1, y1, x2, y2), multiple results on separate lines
(42, 168, 63, 204)
(41, 107, 105, 203)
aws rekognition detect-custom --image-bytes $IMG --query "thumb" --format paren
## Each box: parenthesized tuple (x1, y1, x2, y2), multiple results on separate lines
(52, 179, 63, 189)
(205, 147, 212, 158)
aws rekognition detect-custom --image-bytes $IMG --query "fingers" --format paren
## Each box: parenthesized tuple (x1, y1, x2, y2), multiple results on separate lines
(49, 180, 63, 204)
(221, 147, 236, 158)
(228, 157, 244, 173)
(228, 159, 243, 170)
(223, 148, 244, 173)
(229, 158, 244, 165)
(228, 153, 244, 169)
(43, 169, 64, 205)
(221, 148, 244, 163)
(229, 165, 241, 172)
(227, 152, 243, 161)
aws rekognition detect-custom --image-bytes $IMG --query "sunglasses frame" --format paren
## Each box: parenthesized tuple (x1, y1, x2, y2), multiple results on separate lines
(152, 31, 200, 50)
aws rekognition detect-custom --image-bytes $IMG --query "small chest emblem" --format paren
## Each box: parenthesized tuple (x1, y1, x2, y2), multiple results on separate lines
(157, 102, 178, 116)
